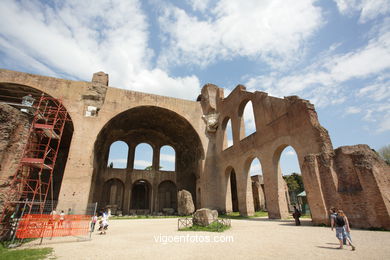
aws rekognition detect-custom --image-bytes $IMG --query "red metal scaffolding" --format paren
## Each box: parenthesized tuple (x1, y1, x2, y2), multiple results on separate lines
(1, 95, 69, 226)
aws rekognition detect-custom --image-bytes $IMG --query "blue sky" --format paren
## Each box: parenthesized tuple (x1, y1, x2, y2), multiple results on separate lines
(0, 0, 389, 176)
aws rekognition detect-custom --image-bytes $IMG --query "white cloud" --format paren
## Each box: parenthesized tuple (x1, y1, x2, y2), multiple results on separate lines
(160, 153, 175, 163)
(334, 0, 390, 23)
(0, 0, 201, 100)
(134, 160, 152, 168)
(345, 106, 362, 114)
(285, 151, 296, 156)
(128, 69, 201, 100)
(357, 81, 390, 101)
(246, 20, 390, 132)
(187, 0, 211, 12)
(225, 119, 233, 147)
(109, 158, 127, 164)
(249, 159, 262, 176)
(158, 0, 323, 68)
(246, 25, 390, 106)
(378, 112, 390, 132)
(326, 33, 390, 82)
(243, 101, 256, 135)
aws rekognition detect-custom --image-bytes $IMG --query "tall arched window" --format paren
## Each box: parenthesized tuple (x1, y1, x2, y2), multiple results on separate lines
(134, 143, 153, 170)
(249, 158, 262, 176)
(240, 101, 256, 139)
(247, 157, 266, 213)
(107, 141, 128, 169)
(223, 117, 233, 150)
(279, 146, 300, 176)
(230, 169, 239, 212)
(160, 145, 175, 171)
(278, 146, 304, 213)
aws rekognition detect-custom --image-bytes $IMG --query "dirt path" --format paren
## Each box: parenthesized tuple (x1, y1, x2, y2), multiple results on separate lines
(21, 218, 390, 259)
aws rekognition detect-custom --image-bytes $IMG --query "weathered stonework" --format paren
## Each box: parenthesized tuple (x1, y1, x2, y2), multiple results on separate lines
(0, 104, 30, 213)
(302, 145, 390, 229)
(177, 190, 195, 216)
(193, 208, 218, 226)
(1, 69, 389, 229)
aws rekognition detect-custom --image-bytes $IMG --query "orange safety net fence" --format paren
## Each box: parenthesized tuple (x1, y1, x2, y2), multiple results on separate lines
(16, 214, 91, 238)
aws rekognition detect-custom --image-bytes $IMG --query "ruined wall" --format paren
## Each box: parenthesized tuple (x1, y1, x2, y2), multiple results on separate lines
(0, 69, 207, 215)
(0, 104, 30, 212)
(1, 69, 389, 229)
(199, 84, 332, 221)
(304, 144, 390, 229)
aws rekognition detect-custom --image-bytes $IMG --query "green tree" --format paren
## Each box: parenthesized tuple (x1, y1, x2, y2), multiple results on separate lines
(378, 144, 390, 165)
(283, 173, 304, 193)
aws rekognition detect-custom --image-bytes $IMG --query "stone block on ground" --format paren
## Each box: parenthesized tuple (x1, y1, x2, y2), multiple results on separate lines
(193, 208, 218, 226)
(177, 190, 195, 216)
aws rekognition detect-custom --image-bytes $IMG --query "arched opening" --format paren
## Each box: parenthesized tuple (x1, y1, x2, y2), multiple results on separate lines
(239, 100, 256, 139)
(157, 181, 177, 212)
(131, 180, 151, 210)
(279, 146, 306, 214)
(101, 179, 124, 213)
(92, 106, 203, 214)
(222, 117, 233, 150)
(0, 83, 74, 205)
(248, 158, 266, 212)
(134, 143, 153, 170)
(107, 141, 129, 169)
(230, 169, 239, 212)
(269, 144, 303, 219)
(159, 145, 175, 171)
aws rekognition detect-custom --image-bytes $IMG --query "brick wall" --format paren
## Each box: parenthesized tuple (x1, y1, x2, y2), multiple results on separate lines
(305, 144, 390, 229)
(0, 104, 30, 213)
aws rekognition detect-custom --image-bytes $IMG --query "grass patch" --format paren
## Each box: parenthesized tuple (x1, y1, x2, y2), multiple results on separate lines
(0, 243, 52, 260)
(111, 215, 183, 220)
(252, 211, 269, 217)
(287, 214, 312, 220)
(179, 221, 231, 232)
(220, 211, 268, 219)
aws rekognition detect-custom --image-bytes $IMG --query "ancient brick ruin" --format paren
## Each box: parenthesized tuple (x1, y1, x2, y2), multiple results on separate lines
(0, 104, 30, 214)
(0, 69, 389, 229)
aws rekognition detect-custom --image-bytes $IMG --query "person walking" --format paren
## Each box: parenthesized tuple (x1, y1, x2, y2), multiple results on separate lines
(292, 206, 301, 226)
(332, 210, 356, 250)
(330, 207, 349, 245)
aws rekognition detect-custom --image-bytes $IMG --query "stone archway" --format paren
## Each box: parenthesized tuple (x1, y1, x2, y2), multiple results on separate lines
(91, 106, 204, 214)
(157, 181, 177, 212)
(131, 180, 151, 210)
(101, 178, 124, 213)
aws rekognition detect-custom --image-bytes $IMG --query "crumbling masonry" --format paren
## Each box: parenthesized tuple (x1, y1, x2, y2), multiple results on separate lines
(0, 69, 389, 229)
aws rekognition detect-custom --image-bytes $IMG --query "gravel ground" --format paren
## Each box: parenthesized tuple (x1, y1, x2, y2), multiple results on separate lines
(21, 217, 390, 260)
